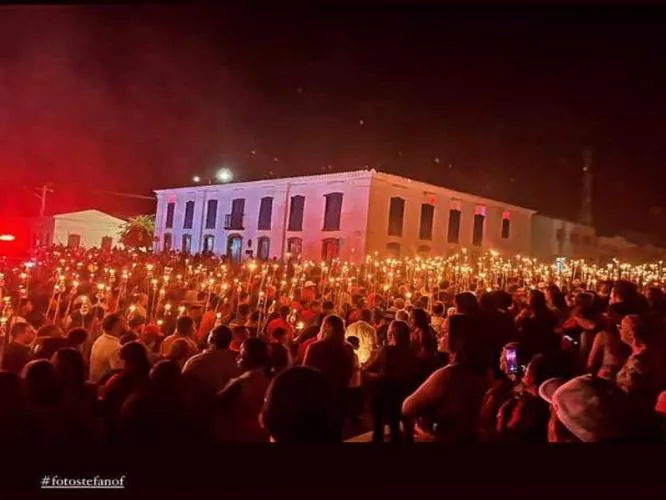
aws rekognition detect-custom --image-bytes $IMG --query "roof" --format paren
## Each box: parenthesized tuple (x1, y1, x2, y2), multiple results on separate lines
(51, 209, 127, 224)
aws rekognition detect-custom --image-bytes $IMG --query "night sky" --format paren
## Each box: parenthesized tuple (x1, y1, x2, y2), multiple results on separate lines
(1, 4, 665, 241)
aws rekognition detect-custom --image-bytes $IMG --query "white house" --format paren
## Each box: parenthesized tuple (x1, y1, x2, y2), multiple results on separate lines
(153, 169, 536, 264)
(531, 214, 598, 262)
(31, 209, 126, 250)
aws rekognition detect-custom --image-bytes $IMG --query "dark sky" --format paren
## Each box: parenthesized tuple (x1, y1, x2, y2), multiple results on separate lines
(1, 4, 665, 240)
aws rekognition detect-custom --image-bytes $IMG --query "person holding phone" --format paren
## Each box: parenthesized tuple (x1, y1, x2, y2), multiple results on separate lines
(478, 342, 529, 442)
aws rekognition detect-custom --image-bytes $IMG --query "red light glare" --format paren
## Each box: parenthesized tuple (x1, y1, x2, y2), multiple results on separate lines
(0, 234, 16, 242)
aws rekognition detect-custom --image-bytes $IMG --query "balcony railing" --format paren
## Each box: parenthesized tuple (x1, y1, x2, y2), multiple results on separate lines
(224, 213, 245, 230)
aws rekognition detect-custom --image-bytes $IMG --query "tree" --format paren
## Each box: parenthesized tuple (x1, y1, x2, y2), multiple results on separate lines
(119, 215, 155, 250)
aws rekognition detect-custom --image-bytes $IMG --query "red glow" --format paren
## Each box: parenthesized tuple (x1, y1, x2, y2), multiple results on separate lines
(503, 210, 511, 220)
(0, 234, 16, 242)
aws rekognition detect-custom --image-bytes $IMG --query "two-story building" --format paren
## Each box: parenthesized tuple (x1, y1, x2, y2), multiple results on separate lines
(153, 169, 536, 263)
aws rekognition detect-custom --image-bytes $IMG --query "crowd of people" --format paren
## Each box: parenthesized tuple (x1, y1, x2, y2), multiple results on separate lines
(1, 246, 666, 444)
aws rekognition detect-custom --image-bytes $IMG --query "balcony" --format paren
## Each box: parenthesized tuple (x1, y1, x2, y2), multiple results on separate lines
(224, 213, 245, 231)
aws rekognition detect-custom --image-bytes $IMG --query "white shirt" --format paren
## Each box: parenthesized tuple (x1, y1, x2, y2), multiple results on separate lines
(89, 333, 122, 383)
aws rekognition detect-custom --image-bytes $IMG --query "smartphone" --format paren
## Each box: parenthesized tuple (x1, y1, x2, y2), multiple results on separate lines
(505, 347, 520, 375)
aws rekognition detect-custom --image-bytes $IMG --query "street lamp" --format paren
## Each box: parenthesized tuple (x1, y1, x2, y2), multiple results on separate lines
(192, 176, 201, 183)
(216, 168, 233, 183)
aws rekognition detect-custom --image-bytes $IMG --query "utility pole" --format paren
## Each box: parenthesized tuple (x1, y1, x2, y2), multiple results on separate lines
(580, 148, 593, 227)
(34, 184, 55, 217)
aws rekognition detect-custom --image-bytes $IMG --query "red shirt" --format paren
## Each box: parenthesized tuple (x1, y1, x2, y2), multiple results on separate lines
(266, 318, 294, 341)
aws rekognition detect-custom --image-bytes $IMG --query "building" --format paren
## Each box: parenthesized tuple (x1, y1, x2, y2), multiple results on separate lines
(531, 214, 598, 262)
(153, 169, 535, 264)
(30, 209, 126, 250)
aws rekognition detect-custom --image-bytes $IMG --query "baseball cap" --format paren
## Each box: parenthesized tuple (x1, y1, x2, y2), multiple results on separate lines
(539, 375, 637, 442)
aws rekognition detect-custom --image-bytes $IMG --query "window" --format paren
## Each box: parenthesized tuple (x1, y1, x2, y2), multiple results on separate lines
(323, 192, 343, 231)
(501, 211, 511, 240)
(183, 201, 195, 229)
(163, 233, 172, 251)
(386, 242, 401, 258)
(181, 234, 192, 254)
(419, 203, 435, 240)
(68, 234, 81, 249)
(203, 235, 215, 253)
(287, 237, 302, 255)
(225, 199, 245, 230)
(288, 195, 305, 231)
(556, 228, 565, 242)
(472, 213, 485, 246)
(321, 238, 340, 260)
(258, 197, 273, 230)
(447, 209, 461, 243)
(165, 202, 175, 229)
(101, 236, 113, 251)
(257, 237, 270, 260)
(388, 197, 405, 236)
(205, 199, 218, 229)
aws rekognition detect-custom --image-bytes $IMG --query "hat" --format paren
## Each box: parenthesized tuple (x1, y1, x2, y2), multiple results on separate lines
(539, 375, 636, 442)
(144, 323, 164, 337)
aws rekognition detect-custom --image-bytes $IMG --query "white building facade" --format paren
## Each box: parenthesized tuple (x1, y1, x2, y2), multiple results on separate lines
(31, 209, 125, 249)
(531, 214, 598, 262)
(153, 170, 535, 264)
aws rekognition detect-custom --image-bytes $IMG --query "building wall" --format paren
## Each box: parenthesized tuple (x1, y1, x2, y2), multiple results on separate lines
(154, 171, 373, 263)
(365, 173, 534, 258)
(44, 210, 125, 248)
(531, 215, 597, 261)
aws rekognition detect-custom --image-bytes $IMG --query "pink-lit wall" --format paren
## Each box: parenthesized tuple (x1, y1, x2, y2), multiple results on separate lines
(154, 171, 373, 263)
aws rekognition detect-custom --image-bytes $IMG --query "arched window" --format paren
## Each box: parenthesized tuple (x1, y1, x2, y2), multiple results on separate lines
(226, 234, 243, 265)
(288, 196, 305, 231)
(419, 204, 434, 240)
(323, 193, 343, 231)
(203, 234, 215, 253)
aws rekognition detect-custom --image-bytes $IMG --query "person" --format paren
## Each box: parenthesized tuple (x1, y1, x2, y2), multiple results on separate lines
(212, 338, 272, 442)
(494, 353, 553, 443)
(616, 314, 666, 416)
(538, 374, 652, 442)
(52, 348, 99, 442)
(118, 360, 192, 444)
(196, 297, 219, 346)
(260, 366, 340, 442)
(409, 307, 437, 359)
(478, 342, 530, 442)
(182, 325, 240, 395)
(586, 304, 631, 381)
(66, 327, 89, 355)
(0, 371, 30, 444)
(402, 314, 493, 443)
(230, 325, 249, 353)
(228, 303, 251, 329)
(1, 322, 36, 374)
(364, 320, 422, 442)
(430, 301, 446, 336)
(545, 285, 569, 325)
(515, 290, 560, 360)
(100, 341, 151, 430)
(164, 338, 193, 370)
(159, 315, 199, 359)
(303, 315, 354, 423)
(89, 313, 125, 383)
(9, 298, 34, 330)
(266, 306, 294, 341)
(300, 300, 321, 328)
(346, 336, 363, 423)
(345, 309, 378, 364)
(479, 292, 518, 374)
(268, 327, 292, 375)
(21, 359, 67, 444)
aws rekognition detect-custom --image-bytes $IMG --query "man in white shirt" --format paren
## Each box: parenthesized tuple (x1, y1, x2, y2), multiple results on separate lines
(89, 313, 126, 383)
(345, 309, 377, 364)
(182, 325, 240, 394)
